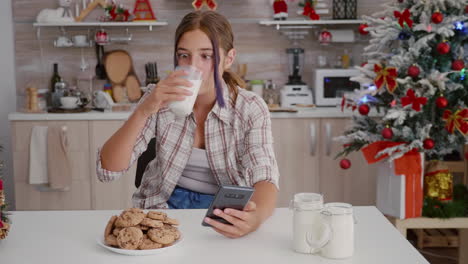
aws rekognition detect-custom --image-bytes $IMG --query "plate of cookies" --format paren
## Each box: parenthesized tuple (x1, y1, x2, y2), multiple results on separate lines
(97, 208, 182, 256)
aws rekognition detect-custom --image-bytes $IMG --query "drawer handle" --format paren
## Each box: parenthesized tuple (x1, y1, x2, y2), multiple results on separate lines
(310, 123, 316, 156)
(325, 123, 332, 156)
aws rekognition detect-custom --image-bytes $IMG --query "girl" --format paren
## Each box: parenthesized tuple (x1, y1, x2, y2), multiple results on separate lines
(97, 11, 279, 238)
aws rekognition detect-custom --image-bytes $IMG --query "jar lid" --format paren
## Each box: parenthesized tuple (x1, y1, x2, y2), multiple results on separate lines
(292, 193, 323, 211)
(322, 202, 353, 215)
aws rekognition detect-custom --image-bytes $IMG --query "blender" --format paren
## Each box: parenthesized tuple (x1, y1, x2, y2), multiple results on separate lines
(281, 47, 313, 108)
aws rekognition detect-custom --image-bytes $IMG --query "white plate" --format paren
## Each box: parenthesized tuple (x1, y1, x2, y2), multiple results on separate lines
(96, 235, 183, 256)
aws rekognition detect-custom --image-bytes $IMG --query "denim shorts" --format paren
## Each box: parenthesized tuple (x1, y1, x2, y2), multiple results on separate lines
(167, 186, 215, 209)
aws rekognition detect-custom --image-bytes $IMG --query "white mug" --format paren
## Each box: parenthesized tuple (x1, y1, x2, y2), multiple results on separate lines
(60, 96, 80, 109)
(73, 35, 87, 46)
(290, 193, 324, 254)
(306, 202, 355, 259)
(168, 65, 203, 117)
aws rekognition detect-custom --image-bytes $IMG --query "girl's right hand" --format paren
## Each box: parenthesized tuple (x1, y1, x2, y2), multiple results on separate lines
(136, 70, 193, 118)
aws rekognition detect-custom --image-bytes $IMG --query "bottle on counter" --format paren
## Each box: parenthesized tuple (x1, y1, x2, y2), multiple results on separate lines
(341, 49, 350, 69)
(103, 83, 113, 98)
(50, 63, 61, 93)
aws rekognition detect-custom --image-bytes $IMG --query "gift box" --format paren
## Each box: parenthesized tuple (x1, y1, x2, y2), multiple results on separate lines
(362, 141, 424, 219)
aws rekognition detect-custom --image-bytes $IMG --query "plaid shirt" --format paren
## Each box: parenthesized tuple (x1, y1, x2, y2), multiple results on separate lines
(96, 83, 280, 209)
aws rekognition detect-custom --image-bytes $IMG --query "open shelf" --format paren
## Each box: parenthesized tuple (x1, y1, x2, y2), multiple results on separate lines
(33, 21, 168, 31)
(259, 19, 364, 30)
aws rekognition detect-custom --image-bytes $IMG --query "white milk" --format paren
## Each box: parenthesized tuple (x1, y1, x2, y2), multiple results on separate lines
(291, 193, 324, 254)
(293, 210, 323, 253)
(320, 204, 354, 259)
(168, 79, 202, 117)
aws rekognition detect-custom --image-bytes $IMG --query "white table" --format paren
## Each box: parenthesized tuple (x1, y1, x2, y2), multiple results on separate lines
(0, 207, 428, 264)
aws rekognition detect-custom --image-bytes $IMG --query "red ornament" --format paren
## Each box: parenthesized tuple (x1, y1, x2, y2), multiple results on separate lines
(0, 221, 3, 228)
(431, 12, 443, 24)
(423, 138, 435, 149)
(436, 96, 448, 108)
(319, 30, 332, 45)
(382, 127, 393, 139)
(452, 59, 465, 71)
(464, 151, 468, 160)
(340, 159, 351, 169)
(358, 104, 370, 115)
(437, 42, 450, 55)
(407, 65, 420, 78)
(0, 179, 2, 190)
(359, 24, 369, 35)
(465, 5, 468, 14)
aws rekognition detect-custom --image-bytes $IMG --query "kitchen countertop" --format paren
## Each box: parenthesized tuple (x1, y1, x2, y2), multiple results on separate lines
(1, 207, 428, 263)
(8, 107, 377, 121)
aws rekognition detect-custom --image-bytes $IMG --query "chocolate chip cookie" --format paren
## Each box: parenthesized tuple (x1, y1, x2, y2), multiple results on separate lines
(148, 228, 177, 245)
(117, 227, 144, 250)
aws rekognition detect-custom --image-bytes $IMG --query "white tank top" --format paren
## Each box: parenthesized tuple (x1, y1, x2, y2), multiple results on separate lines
(177, 148, 218, 194)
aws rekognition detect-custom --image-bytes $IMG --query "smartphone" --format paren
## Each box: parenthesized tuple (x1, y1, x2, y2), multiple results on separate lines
(202, 185, 254, 227)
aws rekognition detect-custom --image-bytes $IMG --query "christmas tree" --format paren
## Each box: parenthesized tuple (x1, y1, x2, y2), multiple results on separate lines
(337, 0, 468, 163)
(0, 144, 10, 240)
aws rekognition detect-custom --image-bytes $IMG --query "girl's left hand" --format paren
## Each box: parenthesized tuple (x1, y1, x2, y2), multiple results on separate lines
(203, 201, 261, 238)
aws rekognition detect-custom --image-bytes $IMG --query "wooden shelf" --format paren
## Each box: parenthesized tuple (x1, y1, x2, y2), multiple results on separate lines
(33, 21, 168, 31)
(259, 19, 365, 29)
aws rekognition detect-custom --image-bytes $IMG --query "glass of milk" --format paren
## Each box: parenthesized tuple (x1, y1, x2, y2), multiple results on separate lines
(306, 202, 355, 259)
(290, 193, 324, 254)
(168, 65, 203, 117)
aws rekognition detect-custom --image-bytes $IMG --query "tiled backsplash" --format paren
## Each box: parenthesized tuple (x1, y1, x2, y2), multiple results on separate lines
(13, 0, 386, 108)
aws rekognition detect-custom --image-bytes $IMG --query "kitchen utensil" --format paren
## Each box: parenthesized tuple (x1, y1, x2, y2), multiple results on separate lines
(125, 74, 141, 102)
(95, 43, 106, 79)
(104, 50, 132, 84)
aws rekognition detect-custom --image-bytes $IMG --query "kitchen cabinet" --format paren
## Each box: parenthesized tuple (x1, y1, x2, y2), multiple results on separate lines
(11, 121, 91, 210)
(271, 119, 320, 207)
(89, 121, 137, 210)
(271, 117, 377, 207)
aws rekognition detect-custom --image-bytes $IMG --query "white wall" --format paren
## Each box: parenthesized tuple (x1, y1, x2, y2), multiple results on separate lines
(1, 0, 17, 210)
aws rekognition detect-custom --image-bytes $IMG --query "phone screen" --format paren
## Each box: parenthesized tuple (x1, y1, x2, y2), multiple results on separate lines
(202, 185, 254, 227)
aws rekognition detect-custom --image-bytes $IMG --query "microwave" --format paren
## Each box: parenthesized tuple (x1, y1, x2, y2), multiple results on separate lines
(314, 69, 361, 106)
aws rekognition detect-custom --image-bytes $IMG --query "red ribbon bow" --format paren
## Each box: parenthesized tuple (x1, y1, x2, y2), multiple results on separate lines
(192, 0, 217, 10)
(401, 89, 427, 111)
(302, 2, 320, 20)
(374, 64, 398, 93)
(394, 9, 413, 28)
(442, 109, 468, 135)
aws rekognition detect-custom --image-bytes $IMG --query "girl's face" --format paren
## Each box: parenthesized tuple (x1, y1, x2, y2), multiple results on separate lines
(176, 29, 234, 96)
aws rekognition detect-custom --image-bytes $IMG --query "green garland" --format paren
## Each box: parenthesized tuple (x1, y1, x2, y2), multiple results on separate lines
(422, 184, 468, 218)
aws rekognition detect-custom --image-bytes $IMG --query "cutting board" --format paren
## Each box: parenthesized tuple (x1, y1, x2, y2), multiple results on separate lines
(125, 74, 141, 102)
(104, 50, 132, 84)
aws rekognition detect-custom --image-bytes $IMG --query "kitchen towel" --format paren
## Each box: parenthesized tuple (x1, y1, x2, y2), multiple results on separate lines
(47, 126, 71, 191)
(29, 126, 49, 185)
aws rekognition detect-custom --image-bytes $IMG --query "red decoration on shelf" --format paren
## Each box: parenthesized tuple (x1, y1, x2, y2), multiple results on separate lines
(0, 221, 3, 229)
(381, 127, 393, 139)
(133, 0, 156, 21)
(401, 89, 428, 111)
(394, 9, 413, 28)
(436, 96, 448, 108)
(302, 1, 320, 20)
(442, 109, 468, 135)
(319, 29, 332, 45)
(407, 65, 420, 78)
(423, 138, 435, 149)
(359, 24, 369, 35)
(340, 159, 351, 169)
(192, 0, 217, 10)
(431, 12, 443, 24)
(437, 42, 450, 55)
(374, 64, 398, 93)
(0, 179, 3, 190)
(358, 104, 370, 115)
(452, 59, 465, 71)
(273, 0, 288, 20)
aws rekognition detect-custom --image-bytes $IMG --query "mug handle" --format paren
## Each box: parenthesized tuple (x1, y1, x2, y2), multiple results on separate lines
(305, 220, 332, 254)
